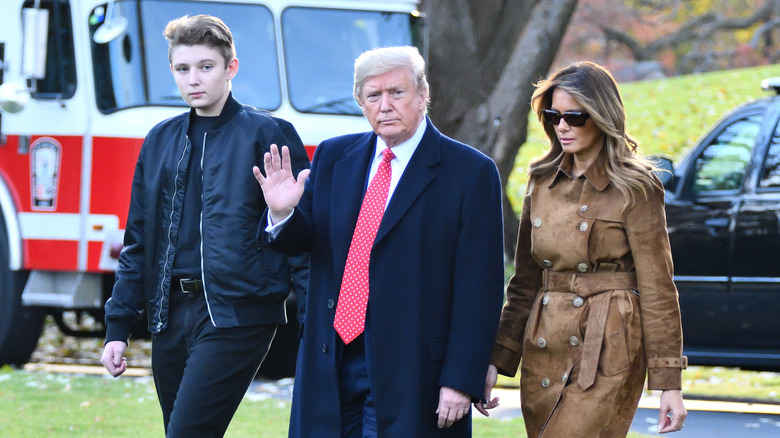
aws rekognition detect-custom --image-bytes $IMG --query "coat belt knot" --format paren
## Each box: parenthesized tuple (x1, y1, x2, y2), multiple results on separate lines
(541, 270, 638, 390)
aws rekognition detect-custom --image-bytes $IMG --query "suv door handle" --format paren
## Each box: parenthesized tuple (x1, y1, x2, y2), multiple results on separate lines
(704, 218, 730, 228)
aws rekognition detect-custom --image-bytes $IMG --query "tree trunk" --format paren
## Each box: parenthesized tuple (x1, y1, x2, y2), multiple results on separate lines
(422, 0, 579, 259)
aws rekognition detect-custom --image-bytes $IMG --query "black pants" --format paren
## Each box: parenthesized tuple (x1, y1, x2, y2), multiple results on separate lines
(338, 336, 377, 437)
(151, 289, 277, 438)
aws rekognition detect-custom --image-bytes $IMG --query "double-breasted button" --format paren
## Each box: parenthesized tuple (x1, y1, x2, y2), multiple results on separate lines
(541, 378, 551, 388)
(537, 337, 547, 348)
(561, 372, 569, 382)
(580, 205, 588, 212)
(533, 217, 543, 228)
(322, 344, 328, 353)
(569, 336, 580, 346)
(542, 294, 550, 305)
(572, 296, 584, 307)
(327, 299, 335, 309)
(542, 259, 552, 268)
(577, 263, 589, 272)
(579, 221, 589, 232)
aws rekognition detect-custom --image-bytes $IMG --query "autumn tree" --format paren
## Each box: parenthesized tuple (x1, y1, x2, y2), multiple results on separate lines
(421, 0, 579, 258)
(574, 0, 780, 75)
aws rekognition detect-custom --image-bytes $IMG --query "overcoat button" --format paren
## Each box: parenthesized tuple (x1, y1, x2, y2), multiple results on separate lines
(573, 296, 584, 307)
(579, 221, 588, 232)
(580, 205, 588, 212)
(577, 263, 589, 272)
(537, 337, 547, 348)
(542, 259, 552, 268)
(533, 217, 543, 228)
(562, 372, 569, 382)
(541, 378, 551, 388)
(542, 295, 550, 305)
(569, 336, 580, 346)
(327, 299, 334, 309)
(322, 344, 328, 353)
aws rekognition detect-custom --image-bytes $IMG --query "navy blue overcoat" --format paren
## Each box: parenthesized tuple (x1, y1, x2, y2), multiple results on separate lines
(269, 119, 505, 437)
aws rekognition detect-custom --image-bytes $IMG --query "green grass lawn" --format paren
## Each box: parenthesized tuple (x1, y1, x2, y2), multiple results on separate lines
(0, 368, 163, 437)
(0, 368, 291, 437)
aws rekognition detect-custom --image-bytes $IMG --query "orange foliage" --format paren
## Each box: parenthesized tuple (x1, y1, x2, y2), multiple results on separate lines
(554, 0, 776, 78)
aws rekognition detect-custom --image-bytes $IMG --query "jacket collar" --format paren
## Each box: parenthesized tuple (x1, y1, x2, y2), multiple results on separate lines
(548, 153, 611, 191)
(187, 92, 241, 131)
(330, 131, 380, 274)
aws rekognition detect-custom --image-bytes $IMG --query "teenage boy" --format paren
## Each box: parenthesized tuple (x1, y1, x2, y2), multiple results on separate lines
(100, 14, 309, 437)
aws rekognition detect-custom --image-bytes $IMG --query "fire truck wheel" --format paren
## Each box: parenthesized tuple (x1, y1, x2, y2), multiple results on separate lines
(0, 214, 46, 366)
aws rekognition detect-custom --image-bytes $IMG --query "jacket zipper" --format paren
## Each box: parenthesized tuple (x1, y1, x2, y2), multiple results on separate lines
(158, 137, 190, 331)
(199, 131, 216, 326)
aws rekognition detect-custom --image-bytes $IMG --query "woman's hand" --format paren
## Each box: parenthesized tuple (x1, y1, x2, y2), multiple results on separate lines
(657, 389, 687, 433)
(474, 364, 501, 417)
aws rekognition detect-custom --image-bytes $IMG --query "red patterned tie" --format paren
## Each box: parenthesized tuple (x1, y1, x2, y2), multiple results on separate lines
(334, 148, 395, 344)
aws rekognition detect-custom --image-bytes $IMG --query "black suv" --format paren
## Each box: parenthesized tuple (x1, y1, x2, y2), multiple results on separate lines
(657, 78, 780, 371)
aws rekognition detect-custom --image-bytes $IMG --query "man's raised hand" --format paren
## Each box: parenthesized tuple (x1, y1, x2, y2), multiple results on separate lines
(253, 144, 310, 223)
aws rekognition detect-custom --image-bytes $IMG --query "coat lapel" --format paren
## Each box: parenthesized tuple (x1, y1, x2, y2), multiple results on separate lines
(375, 119, 440, 244)
(331, 133, 375, 276)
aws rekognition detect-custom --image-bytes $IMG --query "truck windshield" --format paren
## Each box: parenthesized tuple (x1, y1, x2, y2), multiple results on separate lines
(89, 2, 417, 115)
(282, 7, 415, 115)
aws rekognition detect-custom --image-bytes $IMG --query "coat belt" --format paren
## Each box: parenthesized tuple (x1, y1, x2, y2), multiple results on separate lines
(541, 270, 638, 390)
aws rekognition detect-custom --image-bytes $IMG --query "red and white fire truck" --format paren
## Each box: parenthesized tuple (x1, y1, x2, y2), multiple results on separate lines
(0, 0, 423, 373)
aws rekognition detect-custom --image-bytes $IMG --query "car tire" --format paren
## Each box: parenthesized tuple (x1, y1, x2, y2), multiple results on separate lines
(0, 213, 45, 366)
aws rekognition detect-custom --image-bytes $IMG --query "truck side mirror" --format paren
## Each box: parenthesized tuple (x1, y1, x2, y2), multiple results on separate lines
(22, 8, 49, 80)
(92, 0, 128, 44)
(651, 155, 676, 191)
(0, 80, 31, 113)
(0, 7, 49, 113)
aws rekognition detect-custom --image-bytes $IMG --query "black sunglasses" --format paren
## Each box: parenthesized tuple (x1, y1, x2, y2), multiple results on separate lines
(542, 109, 591, 127)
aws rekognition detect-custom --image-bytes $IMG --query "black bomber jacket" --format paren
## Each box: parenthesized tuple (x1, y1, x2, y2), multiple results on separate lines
(104, 94, 310, 343)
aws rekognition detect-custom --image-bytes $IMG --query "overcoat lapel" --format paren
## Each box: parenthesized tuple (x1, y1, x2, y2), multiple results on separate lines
(375, 121, 440, 244)
(330, 133, 375, 280)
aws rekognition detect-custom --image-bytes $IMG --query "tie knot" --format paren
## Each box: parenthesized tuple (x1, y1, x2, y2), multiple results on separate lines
(382, 148, 395, 162)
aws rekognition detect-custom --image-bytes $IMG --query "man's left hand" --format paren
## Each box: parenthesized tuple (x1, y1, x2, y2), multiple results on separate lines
(436, 386, 470, 429)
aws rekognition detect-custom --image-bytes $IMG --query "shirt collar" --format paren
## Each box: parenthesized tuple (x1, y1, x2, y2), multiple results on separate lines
(373, 117, 427, 165)
(549, 153, 611, 191)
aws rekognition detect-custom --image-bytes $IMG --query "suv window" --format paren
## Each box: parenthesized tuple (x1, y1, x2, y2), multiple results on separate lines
(759, 118, 780, 189)
(690, 114, 762, 193)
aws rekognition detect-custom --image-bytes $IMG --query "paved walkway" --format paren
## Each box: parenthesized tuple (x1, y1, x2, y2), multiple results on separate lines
(486, 387, 780, 419)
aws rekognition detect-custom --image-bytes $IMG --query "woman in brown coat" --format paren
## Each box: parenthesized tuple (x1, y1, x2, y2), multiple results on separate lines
(477, 62, 687, 436)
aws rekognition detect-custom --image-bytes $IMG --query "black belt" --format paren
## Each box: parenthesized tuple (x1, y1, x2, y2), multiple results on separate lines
(175, 277, 203, 294)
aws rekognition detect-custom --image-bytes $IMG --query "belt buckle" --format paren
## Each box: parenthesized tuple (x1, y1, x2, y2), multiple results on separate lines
(179, 278, 199, 294)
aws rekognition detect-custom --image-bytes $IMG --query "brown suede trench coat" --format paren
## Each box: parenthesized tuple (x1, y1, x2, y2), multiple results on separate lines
(491, 155, 686, 438)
